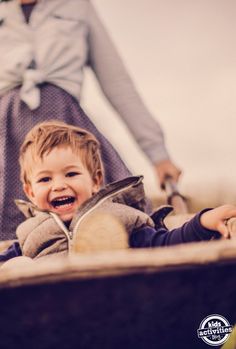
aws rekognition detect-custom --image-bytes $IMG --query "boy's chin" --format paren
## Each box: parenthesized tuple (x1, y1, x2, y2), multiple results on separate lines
(60, 213, 74, 223)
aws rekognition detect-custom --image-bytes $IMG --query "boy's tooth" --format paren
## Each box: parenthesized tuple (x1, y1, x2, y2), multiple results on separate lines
(52, 196, 75, 207)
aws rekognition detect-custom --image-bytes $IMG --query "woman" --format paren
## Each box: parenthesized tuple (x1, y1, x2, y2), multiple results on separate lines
(0, 0, 181, 239)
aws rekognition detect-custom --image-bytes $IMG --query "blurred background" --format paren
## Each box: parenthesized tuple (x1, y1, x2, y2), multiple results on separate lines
(81, 0, 236, 209)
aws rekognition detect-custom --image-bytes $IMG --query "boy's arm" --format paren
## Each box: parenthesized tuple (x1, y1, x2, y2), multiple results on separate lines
(0, 241, 22, 262)
(154, 209, 221, 246)
(130, 209, 220, 248)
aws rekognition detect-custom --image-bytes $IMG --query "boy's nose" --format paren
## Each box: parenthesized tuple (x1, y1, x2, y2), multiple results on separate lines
(52, 179, 68, 191)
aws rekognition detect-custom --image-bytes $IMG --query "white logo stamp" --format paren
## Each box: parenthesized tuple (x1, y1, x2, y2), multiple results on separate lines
(197, 314, 233, 346)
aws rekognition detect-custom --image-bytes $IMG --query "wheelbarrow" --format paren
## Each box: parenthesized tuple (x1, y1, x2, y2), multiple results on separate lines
(0, 178, 236, 349)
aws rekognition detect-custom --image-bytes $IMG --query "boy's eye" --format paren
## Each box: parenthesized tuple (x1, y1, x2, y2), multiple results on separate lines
(37, 177, 51, 183)
(66, 171, 80, 177)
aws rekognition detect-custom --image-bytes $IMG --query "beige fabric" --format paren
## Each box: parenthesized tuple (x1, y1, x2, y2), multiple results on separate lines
(1, 256, 34, 270)
(72, 211, 129, 253)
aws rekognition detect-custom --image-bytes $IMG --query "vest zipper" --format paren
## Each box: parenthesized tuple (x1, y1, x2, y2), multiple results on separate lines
(49, 211, 73, 251)
(72, 181, 138, 235)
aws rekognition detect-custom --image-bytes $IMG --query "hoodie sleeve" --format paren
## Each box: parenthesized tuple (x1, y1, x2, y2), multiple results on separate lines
(0, 242, 22, 262)
(130, 209, 221, 248)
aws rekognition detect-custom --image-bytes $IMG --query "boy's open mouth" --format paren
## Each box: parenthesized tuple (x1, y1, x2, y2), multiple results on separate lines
(51, 196, 75, 208)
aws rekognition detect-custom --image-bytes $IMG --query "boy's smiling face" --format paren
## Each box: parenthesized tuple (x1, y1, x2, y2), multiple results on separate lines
(24, 146, 101, 222)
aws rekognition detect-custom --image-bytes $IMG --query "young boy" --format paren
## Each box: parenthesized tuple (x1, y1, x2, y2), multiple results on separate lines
(2, 120, 236, 262)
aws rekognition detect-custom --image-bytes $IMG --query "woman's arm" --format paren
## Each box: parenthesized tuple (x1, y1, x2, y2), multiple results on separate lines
(87, 2, 170, 166)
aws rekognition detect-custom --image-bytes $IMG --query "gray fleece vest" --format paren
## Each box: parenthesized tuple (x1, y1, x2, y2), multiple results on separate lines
(16, 176, 162, 260)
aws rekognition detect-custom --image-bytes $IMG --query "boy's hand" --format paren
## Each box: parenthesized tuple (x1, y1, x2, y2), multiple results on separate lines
(200, 205, 236, 239)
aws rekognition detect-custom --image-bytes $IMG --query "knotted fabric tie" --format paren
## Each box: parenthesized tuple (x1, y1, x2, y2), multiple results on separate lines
(20, 69, 46, 110)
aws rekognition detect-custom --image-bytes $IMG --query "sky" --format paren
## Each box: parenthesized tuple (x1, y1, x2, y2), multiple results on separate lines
(81, 0, 236, 205)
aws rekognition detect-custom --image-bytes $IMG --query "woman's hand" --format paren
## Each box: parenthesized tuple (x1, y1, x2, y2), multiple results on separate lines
(154, 160, 182, 189)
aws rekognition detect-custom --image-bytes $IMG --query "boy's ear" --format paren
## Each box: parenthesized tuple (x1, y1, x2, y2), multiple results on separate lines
(23, 183, 35, 202)
(92, 170, 103, 194)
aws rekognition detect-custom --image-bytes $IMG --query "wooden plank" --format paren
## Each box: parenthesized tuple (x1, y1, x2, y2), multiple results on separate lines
(0, 240, 236, 348)
(0, 239, 236, 287)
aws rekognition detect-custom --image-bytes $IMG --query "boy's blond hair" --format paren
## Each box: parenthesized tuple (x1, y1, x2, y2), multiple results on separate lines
(19, 120, 104, 185)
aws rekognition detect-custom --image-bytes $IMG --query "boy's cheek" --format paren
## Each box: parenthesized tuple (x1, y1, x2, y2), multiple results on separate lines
(23, 183, 35, 200)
